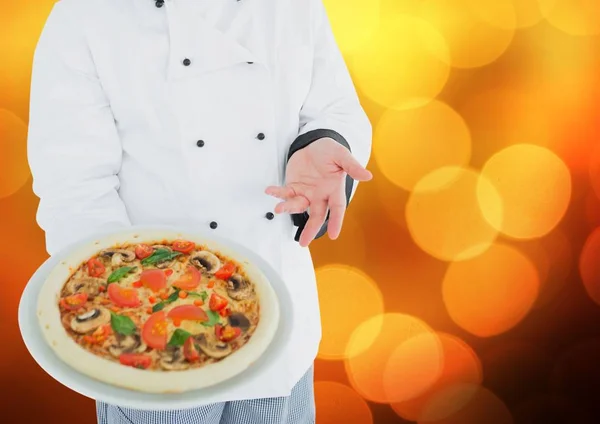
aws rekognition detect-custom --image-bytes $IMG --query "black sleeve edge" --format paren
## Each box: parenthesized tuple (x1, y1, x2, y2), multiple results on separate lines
(286, 129, 354, 242)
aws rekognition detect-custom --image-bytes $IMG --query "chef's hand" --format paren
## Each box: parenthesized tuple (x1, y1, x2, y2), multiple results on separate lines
(265, 137, 373, 247)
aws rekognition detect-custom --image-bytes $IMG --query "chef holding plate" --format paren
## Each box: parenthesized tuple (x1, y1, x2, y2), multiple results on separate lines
(27, 0, 372, 423)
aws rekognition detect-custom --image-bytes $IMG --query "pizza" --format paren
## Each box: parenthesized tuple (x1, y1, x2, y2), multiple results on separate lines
(37, 229, 279, 393)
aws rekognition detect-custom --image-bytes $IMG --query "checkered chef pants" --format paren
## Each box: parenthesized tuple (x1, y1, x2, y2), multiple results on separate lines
(96, 366, 315, 424)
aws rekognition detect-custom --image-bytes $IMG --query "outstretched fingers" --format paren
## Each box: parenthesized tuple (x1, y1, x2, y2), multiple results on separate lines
(274, 196, 310, 214)
(326, 186, 346, 240)
(299, 200, 328, 247)
(336, 149, 373, 182)
(265, 186, 297, 200)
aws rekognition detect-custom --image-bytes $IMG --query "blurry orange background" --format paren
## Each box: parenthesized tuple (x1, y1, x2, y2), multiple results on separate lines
(3, 1, 600, 423)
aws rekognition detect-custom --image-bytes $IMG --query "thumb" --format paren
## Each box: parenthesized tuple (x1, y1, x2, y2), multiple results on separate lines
(336, 149, 373, 181)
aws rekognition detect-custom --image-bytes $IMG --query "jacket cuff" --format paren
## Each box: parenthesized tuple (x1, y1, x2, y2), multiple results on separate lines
(287, 129, 355, 242)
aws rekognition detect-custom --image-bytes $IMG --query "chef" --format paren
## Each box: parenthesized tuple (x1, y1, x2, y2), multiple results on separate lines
(27, 0, 372, 423)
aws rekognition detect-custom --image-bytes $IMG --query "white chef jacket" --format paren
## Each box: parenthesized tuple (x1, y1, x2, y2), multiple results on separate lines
(27, 0, 372, 403)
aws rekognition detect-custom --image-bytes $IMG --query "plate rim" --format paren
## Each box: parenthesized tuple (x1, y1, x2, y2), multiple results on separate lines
(18, 224, 295, 410)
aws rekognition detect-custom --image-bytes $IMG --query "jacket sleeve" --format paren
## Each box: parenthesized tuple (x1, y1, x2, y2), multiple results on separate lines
(27, 2, 131, 256)
(287, 0, 373, 242)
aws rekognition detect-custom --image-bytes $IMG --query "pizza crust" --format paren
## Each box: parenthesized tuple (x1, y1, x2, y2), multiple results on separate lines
(37, 228, 280, 393)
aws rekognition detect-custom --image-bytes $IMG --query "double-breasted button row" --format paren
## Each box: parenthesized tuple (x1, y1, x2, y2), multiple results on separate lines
(194, 134, 265, 148)
(181, 59, 254, 68)
(156, 1, 247, 9)
(180, 59, 255, 68)
(156, 0, 246, 6)
(207, 213, 273, 230)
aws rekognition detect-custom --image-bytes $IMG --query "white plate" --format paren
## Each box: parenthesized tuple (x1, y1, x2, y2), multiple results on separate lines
(18, 225, 294, 410)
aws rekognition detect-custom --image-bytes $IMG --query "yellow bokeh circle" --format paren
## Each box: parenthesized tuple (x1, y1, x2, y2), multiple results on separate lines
(323, 0, 380, 55)
(315, 381, 374, 424)
(316, 265, 384, 360)
(538, 0, 600, 36)
(0, 109, 30, 198)
(466, 0, 543, 29)
(345, 313, 443, 403)
(443, 243, 540, 337)
(419, 0, 516, 68)
(479, 144, 572, 239)
(374, 100, 472, 191)
(350, 14, 450, 109)
(510, 0, 544, 28)
(406, 166, 503, 261)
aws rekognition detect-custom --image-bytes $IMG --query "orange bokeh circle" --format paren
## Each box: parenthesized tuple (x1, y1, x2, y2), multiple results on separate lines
(391, 333, 483, 422)
(383, 332, 445, 403)
(443, 243, 539, 337)
(0, 109, 30, 198)
(419, 0, 515, 69)
(479, 144, 572, 240)
(579, 227, 600, 306)
(418, 385, 513, 424)
(373, 100, 471, 191)
(538, 0, 600, 36)
(345, 313, 443, 403)
(406, 166, 503, 261)
(315, 381, 373, 424)
(315, 265, 384, 360)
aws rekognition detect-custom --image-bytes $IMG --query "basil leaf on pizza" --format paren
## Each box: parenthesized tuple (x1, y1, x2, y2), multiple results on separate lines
(152, 288, 181, 312)
(166, 289, 181, 302)
(107, 266, 137, 283)
(110, 312, 137, 336)
(152, 302, 167, 313)
(188, 291, 208, 301)
(141, 248, 182, 266)
(168, 329, 192, 347)
(202, 310, 221, 327)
